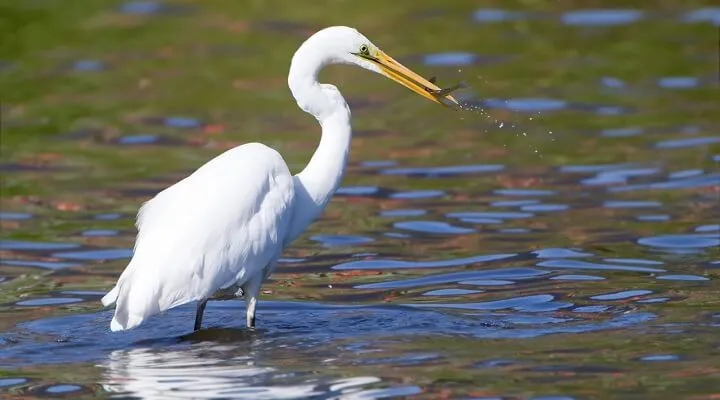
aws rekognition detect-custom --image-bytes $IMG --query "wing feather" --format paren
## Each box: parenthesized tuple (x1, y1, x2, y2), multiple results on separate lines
(109, 143, 295, 331)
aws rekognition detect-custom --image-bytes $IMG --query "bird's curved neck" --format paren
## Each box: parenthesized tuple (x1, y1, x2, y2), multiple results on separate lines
(296, 111, 351, 206)
(286, 48, 352, 242)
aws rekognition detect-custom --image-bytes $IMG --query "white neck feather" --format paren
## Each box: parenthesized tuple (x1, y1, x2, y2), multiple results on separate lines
(284, 38, 353, 243)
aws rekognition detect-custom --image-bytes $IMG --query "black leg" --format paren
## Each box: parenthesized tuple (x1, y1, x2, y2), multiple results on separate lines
(248, 313, 255, 328)
(194, 299, 208, 331)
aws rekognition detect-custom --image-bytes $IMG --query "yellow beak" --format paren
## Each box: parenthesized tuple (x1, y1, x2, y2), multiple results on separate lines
(366, 50, 459, 107)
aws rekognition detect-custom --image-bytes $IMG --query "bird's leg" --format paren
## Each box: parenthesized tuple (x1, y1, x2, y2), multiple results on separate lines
(241, 278, 262, 329)
(194, 299, 208, 331)
(246, 296, 257, 328)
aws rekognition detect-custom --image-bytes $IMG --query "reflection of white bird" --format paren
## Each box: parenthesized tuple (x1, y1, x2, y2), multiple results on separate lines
(101, 26, 457, 332)
(102, 346, 383, 399)
(102, 347, 321, 399)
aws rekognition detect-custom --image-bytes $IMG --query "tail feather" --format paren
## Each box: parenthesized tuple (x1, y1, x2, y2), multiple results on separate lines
(109, 282, 152, 332)
(101, 286, 119, 307)
(110, 313, 144, 332)
(107, 266, 163, 332)
(103, 255, 206, 331)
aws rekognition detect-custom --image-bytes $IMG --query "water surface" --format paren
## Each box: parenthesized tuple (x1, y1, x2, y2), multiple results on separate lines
(1, 1, 719, 399)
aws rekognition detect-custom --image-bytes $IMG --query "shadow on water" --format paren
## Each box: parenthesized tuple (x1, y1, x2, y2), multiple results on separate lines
(2, 1, 720, 399)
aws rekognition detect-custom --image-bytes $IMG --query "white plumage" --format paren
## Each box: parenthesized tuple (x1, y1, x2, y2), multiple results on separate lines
(103, 144, 294, 330)
(101, 26, 457, 332)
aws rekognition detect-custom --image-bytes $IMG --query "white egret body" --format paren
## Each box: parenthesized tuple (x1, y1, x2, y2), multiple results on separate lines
(101, 26, 457, 332)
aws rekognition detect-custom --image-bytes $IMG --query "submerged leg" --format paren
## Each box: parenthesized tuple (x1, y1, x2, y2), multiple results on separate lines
(194, 299, 208, 331)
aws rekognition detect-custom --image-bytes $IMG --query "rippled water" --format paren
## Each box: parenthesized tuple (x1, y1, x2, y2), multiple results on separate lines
(1, 1, 719, 399)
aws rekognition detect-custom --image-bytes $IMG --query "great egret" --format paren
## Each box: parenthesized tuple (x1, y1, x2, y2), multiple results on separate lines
(101, 26, 458, 332)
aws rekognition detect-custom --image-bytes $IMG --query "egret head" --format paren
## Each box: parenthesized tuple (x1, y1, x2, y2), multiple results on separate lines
(297, 26, 459, 106)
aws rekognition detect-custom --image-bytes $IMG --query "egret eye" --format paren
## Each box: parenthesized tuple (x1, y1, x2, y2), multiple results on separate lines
(359, 45, 369, 55)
